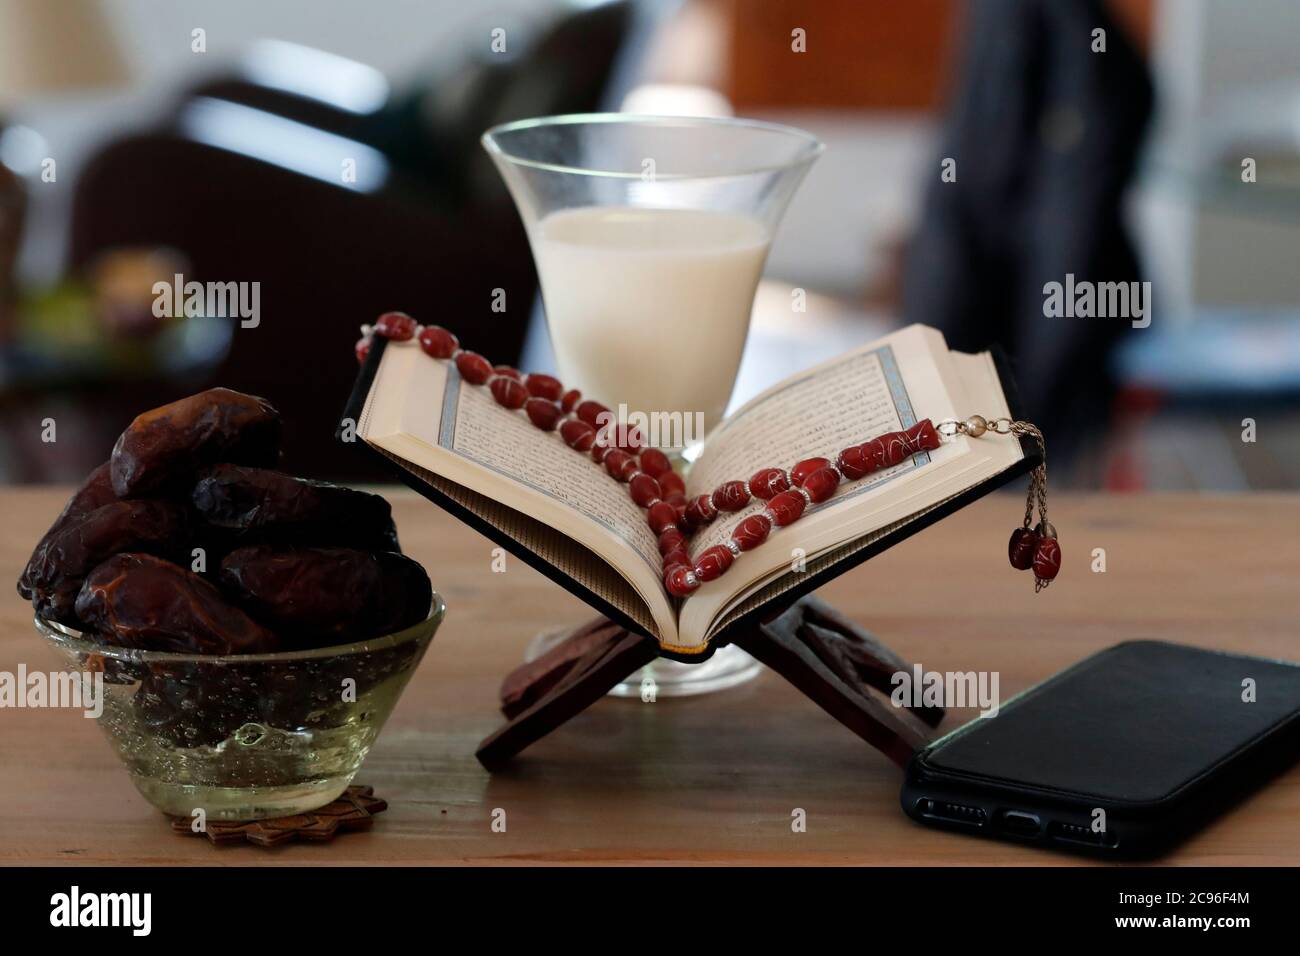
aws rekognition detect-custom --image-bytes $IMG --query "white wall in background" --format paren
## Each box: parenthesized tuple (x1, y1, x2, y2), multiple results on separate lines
(1195, 0, 1300, 96)
(1139, 0, 1300, 316)
(99, 0, 560, 90)
(745, 111, 936, 297)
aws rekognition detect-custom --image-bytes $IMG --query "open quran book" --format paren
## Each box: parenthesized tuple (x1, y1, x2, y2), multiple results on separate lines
(345, 324, 1038, 658)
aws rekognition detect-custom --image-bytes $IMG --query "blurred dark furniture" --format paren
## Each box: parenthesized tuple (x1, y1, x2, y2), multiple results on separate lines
(67, 1, 640, 480)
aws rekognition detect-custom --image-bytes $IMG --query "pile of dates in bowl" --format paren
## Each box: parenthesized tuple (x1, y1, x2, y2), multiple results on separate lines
(19, 388, 444, 821)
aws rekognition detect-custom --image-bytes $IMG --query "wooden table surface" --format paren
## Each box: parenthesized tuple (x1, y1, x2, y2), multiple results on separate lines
(1, 488, 1297, 866)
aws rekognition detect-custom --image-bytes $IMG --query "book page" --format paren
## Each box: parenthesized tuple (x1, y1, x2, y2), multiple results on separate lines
(699, 348, 1023, 642)
(359, 342, 677, 642)
(688, 332, 937, 503)
(440, 373, 663, 574)
(365, 443, 662, 638)
(675, 325, 1022, 651)
(686, 326, 960, 560)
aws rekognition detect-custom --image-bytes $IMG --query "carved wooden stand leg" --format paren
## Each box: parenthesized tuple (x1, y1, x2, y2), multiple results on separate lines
(731, 595, 944, 768)
(476, 621, 659, 771)
(475, 595, 945, 771)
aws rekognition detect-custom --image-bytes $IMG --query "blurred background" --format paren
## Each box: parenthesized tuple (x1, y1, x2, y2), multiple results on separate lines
(1, 0, 1297, 489)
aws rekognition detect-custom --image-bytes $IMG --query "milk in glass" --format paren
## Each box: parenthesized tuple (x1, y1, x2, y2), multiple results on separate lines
(532, 206, 770, 445)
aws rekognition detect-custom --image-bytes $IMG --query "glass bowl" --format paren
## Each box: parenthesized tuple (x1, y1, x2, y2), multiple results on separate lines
(34, 593, 444, 821)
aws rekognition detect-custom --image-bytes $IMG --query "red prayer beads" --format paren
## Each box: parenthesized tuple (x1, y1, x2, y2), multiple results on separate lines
(1008, 527, 1038, 570)
(360, 317, 1045, 600)
(790, 457, 829, 486)
(524, 397, 561, 431)
(647, 501, 679, 536)
(604, 449, 638, 481)
(748, 467, 789, 499)
(374, 311, 417, 341)
(639, 449, 672, 478)
(575, 400, 607, 428)
(664, 565, 698, 597)
(1014, 520, 1061, 590)
(731, 513, 772, 551)
(657, 527, 686, 556)
(489, 376, 528, 409)
(712, 480, 750, 512)
(685, 494, 716, 528)
(766, 490, 808, 527)
(629, 473, 661, 507)
(418, 325, 458, 358)
(454, 351, 492, 385)
(950, 408, 1061, 592)
(802, 466, 841, 503)
(1033, 535, 1061, 581)
(693, 545, 734, 581)
(658, 471, 686, 497)
(560, 419, 596, 451)
(525, 373, 563, 401)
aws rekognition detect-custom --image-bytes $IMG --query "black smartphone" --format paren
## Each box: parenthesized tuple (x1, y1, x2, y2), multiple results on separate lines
(901, 640, 1300, 858)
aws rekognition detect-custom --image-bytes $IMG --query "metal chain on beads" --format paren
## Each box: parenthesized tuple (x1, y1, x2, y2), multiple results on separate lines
(1006, 420, 1049, 532)
(936, 415, 1060, 591)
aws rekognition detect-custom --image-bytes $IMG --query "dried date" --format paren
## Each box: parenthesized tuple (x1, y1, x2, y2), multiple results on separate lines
(75, 553, 280, 655)
(17, 461, 117, 600)
(192, 464, 399, 552)
(24, 500, 190, 627)
(111, 387, 281, 497)
(219, 545, 431, 646)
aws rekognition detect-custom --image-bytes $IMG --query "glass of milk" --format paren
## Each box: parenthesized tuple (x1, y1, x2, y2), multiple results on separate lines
(484, 115, 821, 698)
(483, 114, 822, 451)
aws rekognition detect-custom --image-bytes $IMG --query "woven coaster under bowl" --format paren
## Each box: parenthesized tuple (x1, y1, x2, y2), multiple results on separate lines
(168, 785, 388, 847)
